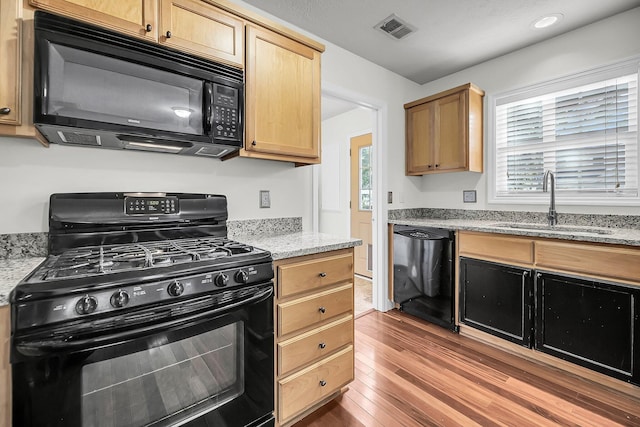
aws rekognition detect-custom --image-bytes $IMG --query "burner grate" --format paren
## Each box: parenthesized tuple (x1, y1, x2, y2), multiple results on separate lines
(41, 237, 254, 280)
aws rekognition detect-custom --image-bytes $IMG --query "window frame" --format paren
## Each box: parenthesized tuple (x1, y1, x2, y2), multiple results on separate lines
(488, 56, 640, 206)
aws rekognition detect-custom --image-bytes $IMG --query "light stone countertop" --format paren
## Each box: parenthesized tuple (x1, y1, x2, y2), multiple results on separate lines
(389, 218, 640, 246)
(0, 257, 46, 306)
(233, 232, 362, 260)
(0, 233, 361, 307)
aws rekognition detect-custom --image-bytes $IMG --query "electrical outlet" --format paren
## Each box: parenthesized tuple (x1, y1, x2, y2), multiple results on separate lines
(259, 190, 270, 208)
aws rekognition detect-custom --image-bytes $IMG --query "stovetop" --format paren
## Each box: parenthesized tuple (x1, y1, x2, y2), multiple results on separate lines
(27, 237, 259, 282)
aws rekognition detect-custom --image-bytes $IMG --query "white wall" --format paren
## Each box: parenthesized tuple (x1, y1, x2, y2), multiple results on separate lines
(0, 137, 311, 233)
(319, 107, 374, 237)
(406, 7, 640, 215)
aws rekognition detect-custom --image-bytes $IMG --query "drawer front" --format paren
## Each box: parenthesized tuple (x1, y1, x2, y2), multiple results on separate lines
(278, 284, 353, 336)
(278, 252, 353, 298)
(459, 231, 534, 265)
(535, 241, 640, 284)
(278, 345, 354, 423)
(278, 316, 353, 376)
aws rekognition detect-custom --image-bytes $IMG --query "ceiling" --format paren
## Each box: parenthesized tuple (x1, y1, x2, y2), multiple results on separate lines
(242, 0, 640, 85)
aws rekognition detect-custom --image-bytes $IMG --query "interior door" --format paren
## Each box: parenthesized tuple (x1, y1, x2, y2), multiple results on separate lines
(350, 133, 373, 278)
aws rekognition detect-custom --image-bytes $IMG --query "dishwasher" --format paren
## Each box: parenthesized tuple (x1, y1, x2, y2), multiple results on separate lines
(393, 225, 457, 331)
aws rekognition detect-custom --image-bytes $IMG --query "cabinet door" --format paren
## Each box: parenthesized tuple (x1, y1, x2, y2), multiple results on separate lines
(434, 91, 466, 171)
(0, 0, 21, 126)
(159, 0, 243, 67)
(29, 0, 157, 41)
(535, 272, 639, 385)
(460, 257, 533, 347)
(245, 24, 321, 162)
(405, 101, 435, 175)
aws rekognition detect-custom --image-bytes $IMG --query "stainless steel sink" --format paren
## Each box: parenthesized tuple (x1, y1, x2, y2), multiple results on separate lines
(491, 222, 613, 235)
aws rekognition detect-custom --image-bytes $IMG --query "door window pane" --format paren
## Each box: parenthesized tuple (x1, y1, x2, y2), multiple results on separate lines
(359, 146, 372, 210)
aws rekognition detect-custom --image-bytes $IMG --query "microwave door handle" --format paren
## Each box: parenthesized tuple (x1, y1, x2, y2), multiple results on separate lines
(204, 82, 213, 134)
(15, 286, 273, 357)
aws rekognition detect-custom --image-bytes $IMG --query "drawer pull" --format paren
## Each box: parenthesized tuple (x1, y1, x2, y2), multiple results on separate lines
(318, 306, 326, 314)
(0, 107, 11, 115)
(145, 24, 152, 32)
(319, 380, 327, 387)
(318, 342, 326, 349)
(319, 272, 327, 277)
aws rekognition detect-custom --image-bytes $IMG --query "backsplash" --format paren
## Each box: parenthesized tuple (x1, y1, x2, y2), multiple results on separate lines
(0, 217, 303, 259)
(0, 233, 48, 259)
(388, 208, 640, 229)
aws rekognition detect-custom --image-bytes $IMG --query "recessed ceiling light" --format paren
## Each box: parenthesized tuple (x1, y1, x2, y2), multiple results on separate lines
(532, 13, 564, 29)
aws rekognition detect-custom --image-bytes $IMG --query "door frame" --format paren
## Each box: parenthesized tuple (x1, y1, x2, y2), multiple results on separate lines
(314, 82, 393, 312)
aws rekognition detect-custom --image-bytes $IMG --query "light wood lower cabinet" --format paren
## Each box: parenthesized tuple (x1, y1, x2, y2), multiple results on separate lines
(274, 248, 354, 426)
(0, 305, 11, 427)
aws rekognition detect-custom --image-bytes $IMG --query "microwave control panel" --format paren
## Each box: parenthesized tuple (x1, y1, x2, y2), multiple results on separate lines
(212, 84, 240, 141)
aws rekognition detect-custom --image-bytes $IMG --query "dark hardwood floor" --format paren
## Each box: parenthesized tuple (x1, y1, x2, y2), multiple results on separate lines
(294, 310, 640, 427)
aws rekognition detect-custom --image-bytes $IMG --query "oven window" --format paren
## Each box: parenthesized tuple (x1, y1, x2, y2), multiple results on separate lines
(81, 322, 244, 427)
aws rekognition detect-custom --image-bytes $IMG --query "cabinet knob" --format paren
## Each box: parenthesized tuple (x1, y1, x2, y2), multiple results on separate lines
(145, 24, 152, 32)
(0, 107, 11, 115)
(318, 342, 326, 349)
(318, 306, 326, 314)
(166, 31, 172, 38)
(435, 164, 440, 168)
(319, 380, 327, 387)
(319, 272, 327, 277)
(251, 140, 257, 146)
(427, 164, 433, 168)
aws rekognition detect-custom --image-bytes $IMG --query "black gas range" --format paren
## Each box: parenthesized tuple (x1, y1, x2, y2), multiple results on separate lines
(10, 193, 275, 427)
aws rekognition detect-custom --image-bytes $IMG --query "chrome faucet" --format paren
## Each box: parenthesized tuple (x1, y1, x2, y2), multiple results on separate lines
(542, 170, 558, 226)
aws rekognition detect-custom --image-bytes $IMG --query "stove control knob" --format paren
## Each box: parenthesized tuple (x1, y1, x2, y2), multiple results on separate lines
(235, 270, 249, 284)
(215, 273, 229, 287)
(110, 290, 130, 308)
(167, 280, 184, 297)
(76, 295, 98, 315)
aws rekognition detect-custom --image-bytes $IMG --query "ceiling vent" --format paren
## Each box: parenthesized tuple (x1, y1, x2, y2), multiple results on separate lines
(375, 14, 416, 40)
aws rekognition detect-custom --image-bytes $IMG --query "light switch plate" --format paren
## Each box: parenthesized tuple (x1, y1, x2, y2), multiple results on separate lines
(463, 190, 477, 203)
(387, 192, 393, 204)
(259, 190, 270, 208)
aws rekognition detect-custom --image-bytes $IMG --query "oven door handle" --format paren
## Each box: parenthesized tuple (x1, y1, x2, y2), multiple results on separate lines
(15, 286, 273, 357)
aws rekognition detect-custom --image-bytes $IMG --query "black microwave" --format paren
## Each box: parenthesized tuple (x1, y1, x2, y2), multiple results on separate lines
(33, 11, 243, 158)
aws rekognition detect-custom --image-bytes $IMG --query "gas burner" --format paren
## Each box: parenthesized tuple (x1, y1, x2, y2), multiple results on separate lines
(38, 237, 256, 281)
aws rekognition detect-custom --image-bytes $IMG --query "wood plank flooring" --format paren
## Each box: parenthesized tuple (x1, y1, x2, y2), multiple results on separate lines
(294, 310, 640, 427)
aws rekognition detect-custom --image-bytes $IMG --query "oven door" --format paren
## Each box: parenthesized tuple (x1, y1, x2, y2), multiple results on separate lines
(11, 285, 274, 427)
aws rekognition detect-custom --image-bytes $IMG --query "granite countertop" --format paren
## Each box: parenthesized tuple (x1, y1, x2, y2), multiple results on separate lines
(0, 232, 361, 307)
(389, 218, 640, 246)
(0, 257, 46, 306)
(233, 232, 362, 260)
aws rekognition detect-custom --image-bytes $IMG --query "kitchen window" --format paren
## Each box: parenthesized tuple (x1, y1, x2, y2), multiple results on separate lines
(489, 58, 639, 205)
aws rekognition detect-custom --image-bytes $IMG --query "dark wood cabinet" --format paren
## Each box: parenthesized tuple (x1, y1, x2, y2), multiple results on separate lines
(535, 272, 640, 385)
(459, 257, 533, 347)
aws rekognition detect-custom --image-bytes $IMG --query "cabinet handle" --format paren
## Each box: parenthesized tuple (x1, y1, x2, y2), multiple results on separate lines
(145, 24, 152, 32)
(319, 380, 327, 387)
(318, 307, 326, 314)
(427, 164, 433, 168)
(166, 31, 172, 38)
(318, 342, 326, 349)
(0, 107, 11, 115)
(251, 140, 257, 146)
(435, 164, 439, 168)
(536, 273, 542, 279)
(319, 272, 327, 277)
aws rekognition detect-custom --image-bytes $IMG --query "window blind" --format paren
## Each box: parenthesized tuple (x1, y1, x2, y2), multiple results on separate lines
(494, 72, 638, 201)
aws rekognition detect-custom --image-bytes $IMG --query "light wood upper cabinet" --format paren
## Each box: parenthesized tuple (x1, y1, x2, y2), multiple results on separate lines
(29, 0, 158, 41)
(0, 0, 22, 126)
(405, 83, 484, 175)
(242, 24, 321, 164)
(28, 0, 244, 67)
(159, 0, 243, 67)
(0, 2, 38, 139)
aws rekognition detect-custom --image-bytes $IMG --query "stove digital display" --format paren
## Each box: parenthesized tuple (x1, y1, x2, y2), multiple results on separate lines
(125, 196, 179, 214)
